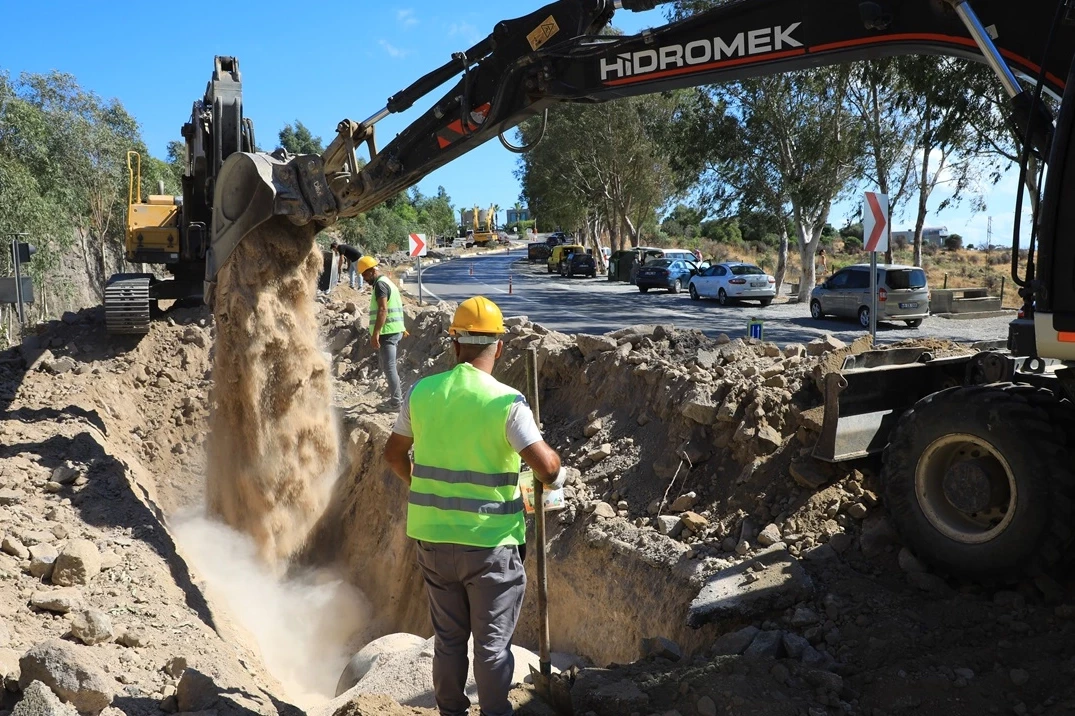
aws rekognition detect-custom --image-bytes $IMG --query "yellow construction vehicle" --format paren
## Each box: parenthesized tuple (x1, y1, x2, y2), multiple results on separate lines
(165, 0, 1075, 580)
(459, 205, 499, 247)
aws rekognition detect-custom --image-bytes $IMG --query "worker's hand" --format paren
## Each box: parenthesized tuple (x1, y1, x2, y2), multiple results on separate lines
(371, 333, 381, 349)
(403, 330, 410, 338)
(547, 466, 567, 491)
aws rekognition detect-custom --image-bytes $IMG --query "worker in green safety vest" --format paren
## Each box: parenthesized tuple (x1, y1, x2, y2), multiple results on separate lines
(358, 255, 405, 412)
(383, 296, 564, 716)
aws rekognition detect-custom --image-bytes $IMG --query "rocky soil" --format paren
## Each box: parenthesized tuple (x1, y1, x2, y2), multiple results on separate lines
(0, 278, 1072, 716)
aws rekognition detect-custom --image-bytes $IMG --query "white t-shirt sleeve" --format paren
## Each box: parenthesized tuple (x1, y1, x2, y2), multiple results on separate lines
(392, 386, 417, 437)
(505, 397, 544, 453)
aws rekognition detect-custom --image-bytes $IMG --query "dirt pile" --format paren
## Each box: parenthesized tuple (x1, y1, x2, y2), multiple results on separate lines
(207, 217, 339, 564)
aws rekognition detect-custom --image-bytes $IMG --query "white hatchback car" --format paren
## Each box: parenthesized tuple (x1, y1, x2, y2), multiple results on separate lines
(688, 262, 777, 306)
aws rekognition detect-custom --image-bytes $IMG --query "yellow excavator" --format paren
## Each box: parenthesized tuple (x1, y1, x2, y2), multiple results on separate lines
(131, 0, 1074, 581)
(459, 205, 500, 247)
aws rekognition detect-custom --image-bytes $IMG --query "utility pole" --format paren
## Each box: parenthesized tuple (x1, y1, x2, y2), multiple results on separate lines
(986, 216, 993, 254)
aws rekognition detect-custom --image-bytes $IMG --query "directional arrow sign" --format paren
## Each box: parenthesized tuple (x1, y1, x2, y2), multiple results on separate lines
(863, 192, 889, 253)
(408, 233, 428, 257)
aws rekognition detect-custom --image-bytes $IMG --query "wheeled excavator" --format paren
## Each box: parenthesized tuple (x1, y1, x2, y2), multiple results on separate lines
(124, 0, 1075, 581)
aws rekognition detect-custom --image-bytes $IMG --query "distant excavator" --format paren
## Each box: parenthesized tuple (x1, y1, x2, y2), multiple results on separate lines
(119, 0, 1075, 582)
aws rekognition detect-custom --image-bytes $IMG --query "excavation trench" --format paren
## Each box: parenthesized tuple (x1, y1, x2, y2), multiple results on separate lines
(190, 219, 837, 707)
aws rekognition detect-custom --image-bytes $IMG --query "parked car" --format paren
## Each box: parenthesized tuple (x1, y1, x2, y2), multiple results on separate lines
(810, 263, 930, 328)
(547, 244, 587, 273)
(607, 246, 680, 282)
(635, 258, 704, 293)
(688, 262, 776, 306)
(559, 248, 596, 278)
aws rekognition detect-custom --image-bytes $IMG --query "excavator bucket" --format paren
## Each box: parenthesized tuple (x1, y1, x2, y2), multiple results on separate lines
(204, 151, 337, 305)
(812, 349, 978, 463)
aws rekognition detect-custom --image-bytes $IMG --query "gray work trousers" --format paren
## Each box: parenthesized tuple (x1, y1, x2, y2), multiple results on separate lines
(377, 331, 403, 407)
(415, 541, 526, 716)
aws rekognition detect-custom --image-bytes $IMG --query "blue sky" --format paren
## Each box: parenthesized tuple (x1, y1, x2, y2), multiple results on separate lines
(0, 1, 1029, 246)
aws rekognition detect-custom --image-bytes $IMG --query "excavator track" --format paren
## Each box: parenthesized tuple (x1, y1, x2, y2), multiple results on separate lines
(104, 274, 152, 335)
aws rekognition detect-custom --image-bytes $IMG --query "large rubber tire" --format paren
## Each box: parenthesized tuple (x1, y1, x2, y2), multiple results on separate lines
(759, 298, 773, 307)
(639, 286, 649, 293)
(689, 284, 700, 301)
(810, 299, 824, 320)
(905, 319, 923, 328)
(858, 306, 870, 328)
(881, 384, 1075, 579)
(670, 279, 681, 294)
(547, 264, 554, 274)
(717, 288, 729, 306)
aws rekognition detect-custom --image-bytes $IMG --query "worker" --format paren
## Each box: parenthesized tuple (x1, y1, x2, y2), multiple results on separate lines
(358, 256, 404, 412)
(383, 296, 565, 716)
(331, 240, 364, 289)
(818, 247, 828, 272)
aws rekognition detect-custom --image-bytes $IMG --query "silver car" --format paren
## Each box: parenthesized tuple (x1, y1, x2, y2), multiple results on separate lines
(810, 263, 930, 328)
(688, 262, 776, 306)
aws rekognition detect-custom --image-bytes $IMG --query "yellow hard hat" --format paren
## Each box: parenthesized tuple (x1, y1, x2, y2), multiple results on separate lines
(356, 256, 379, 275)
(450, 296, 505, 344)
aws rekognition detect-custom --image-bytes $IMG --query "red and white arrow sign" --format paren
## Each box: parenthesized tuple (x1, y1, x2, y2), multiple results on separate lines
(863, 192, 889, 253)
(408, 233, 428, 257)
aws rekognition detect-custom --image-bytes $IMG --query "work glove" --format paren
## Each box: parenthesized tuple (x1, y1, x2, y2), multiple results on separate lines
(546, 466, 567, 491)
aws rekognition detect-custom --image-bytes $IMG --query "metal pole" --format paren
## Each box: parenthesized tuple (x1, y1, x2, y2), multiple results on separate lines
(953, 1, 1022, 99)
(10, 238, 24, 325)
(1001, 276, 1007, 305)
(525, 347, 551, 679)
(417, 255, 423, 306)
(869, 251, 878, 341)
(944, 273, 949, 289)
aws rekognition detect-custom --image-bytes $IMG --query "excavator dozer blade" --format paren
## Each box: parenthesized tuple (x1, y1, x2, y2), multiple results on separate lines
(812, 349, 976, 463)
(205, 151, 337, 305)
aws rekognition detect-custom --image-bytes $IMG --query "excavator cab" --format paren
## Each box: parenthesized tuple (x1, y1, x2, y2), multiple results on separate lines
(124, 151, 181, 265)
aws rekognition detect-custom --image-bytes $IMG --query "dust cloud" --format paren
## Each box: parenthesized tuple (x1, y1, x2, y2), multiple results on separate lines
(172, 512, 369, 708)
(205, 217, 339, 564)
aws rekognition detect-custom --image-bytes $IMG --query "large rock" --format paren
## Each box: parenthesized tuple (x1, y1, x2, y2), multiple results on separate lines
(711, 626, 759, 656)
(30, 588, 84, 615)
(176, 668, 219, 712)
(576, 334, 618, 359)
(19, 640, 114, 714)
(755, 423, 783, 453)
(0, 489, 24, 507)
(51, 541, 100, 587)
(682, 398, 719, 425)
(743, 630, 784, 658)
(3, 535, 29, 559)
(655, 515, 683, 537)
(336, 634, 554, 709)
(29, 543, 59, 580)
(640, 636, 682, 662)
(859, 513, 899, 558)
(571, 669, 649, 714)
(680, 512, 709, 533)
(0, 647, 20, 689)
(336, 633, 427, 695)
(69, 611, 113, 646)
(757, 524, 782, 547)
(806, 335, 847, 356)
(688, 548, 813, 627)
(12, 680, 78, 716)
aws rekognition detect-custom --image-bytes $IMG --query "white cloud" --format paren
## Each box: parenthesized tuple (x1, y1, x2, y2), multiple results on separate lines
(449, 21, 482, 44)
(397, 9, 418, 27)
(379, 40, 410, 59)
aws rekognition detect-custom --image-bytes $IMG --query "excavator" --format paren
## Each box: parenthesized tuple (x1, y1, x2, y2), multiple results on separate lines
(122, 0, 1075, 581)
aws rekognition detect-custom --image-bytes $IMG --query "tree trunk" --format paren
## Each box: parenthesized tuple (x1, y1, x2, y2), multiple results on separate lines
(794, 206, 830, 302)
(773, 219, 789, 296)
(913, 104, 934, 268)
(78, 229, 103, 301)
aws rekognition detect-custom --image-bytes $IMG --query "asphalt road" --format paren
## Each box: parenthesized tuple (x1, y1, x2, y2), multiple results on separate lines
(405, 251, 1014, 346)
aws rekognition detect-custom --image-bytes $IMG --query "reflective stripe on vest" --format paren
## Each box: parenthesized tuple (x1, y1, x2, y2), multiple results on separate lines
(369, 276, 405, 335)
(407, 363, 525, 547)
